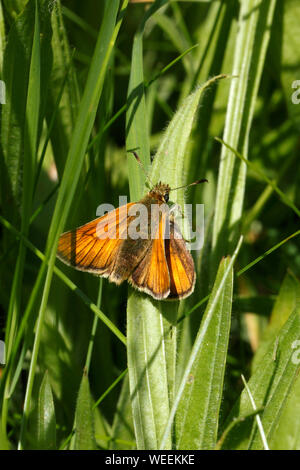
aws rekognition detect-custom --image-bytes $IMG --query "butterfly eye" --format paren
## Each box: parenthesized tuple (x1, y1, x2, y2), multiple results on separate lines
(164, 193, 169, 203)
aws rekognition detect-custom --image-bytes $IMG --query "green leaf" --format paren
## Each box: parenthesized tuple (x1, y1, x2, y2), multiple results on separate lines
(250, 273, 300, 450)
(35, 371, 56, 450)
(110, 375, 136, 450)
(185, 1, 235, 187)
(74, 372, 95, 450)
(127, 294, 174, 450)
(126, 74, 227, 450)
(175, 256, 233, 449)
(212, 0, 277, 276)
(19, 0, 128, 447)
(252, 271, 300, 372)
(1, 0, 53, 442)
(126, 0, 168, 202)
(45, 0, 80, 178)
(270, 373, 300, 450)
(221, 300, 300, 450)
(151, 74, 227, 211)
(160, 237, 242, 449)
(270, 0, 300, 128)
(0, 0, 51, 220)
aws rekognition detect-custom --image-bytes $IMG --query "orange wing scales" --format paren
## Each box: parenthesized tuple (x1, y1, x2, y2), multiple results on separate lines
(165, 221, 195, 299)
(57, 202, 196, 300)
(57, 203, 134, 275)
(129, 213, 170, 300)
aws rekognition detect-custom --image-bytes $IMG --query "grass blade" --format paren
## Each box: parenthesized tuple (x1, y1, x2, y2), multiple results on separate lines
(241, 374, 269, 450)
(74, 372, 95, 450)
(160, 236, 243, 449)
(126, 0, 172, 451)
(175, 255, 233, 449)
(216, 138, 300, 218)
(212, 0, 277, 277)
(126, 0, 168, 201)
(45, 0, 80, 178)
(1, 0, 52, 438)
(127, 74, 227, 450)
(0, 1, 5, 75)
(127, 294, 173, 449)
(18, 0, 128, 448)
(221, 299, 300, 449)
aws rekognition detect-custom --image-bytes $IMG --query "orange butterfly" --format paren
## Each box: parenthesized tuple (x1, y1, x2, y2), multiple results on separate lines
(57, 153, 206, 300)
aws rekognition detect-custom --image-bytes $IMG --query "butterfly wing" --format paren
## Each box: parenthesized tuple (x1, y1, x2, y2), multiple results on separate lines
(129, 212, 170, 300)
(58, 202, 195, 300)
(165, 219, 195, 299)
(57, 203, 134, 277)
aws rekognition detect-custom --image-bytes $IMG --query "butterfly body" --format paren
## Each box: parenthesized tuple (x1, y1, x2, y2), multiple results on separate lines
(57, 182, 195, 300)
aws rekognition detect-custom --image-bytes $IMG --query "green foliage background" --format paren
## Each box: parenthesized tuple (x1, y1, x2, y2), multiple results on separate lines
(0, 0, 300, 450)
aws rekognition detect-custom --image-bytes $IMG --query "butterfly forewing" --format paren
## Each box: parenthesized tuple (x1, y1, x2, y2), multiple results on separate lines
(57, 203, 134, 275)
(57, 182, 197, 300)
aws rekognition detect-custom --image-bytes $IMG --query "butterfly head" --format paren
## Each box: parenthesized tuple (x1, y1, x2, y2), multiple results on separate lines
(149, 182, 171, 204)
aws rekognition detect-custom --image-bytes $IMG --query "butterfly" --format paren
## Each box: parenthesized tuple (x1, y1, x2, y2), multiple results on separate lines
(57, 153, 207, 300)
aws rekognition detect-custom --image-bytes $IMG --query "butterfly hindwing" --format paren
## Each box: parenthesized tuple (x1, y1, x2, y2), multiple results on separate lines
(165, 219, 195, 299)
(129, 212, 170, 300)
(57, 195, 196, 300)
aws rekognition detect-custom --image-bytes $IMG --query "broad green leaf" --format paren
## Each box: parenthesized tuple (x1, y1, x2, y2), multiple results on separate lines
(151, 74, 227, 213)
(126, 0, 168, 202)
(175, 256, 233, 449)
(160, 237, 242, 449)
(253, 273, 300, 450)
(127, 74, 226, 450)
(34, 371, 56, 450)
(221, 301, 300, 449)
(127, 293, 174, 450)
(74, 372, 95, 450)
(126, 0, 171, 451)
(270, 373, 300, 450)
(212, 0, 276, 277)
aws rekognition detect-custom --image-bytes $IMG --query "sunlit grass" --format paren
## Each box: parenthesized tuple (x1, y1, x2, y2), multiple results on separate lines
(0, 0, 300, 450)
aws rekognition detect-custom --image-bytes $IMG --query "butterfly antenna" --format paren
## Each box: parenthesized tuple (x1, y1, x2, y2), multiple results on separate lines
(128, 150, 154, 188)
(170, 179, 208, 192)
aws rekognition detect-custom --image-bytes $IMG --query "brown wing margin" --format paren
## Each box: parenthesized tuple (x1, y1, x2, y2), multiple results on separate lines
(165, 220, 195, 299)
(57, 203, 134, 276)
(129, 213, 170, 300)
